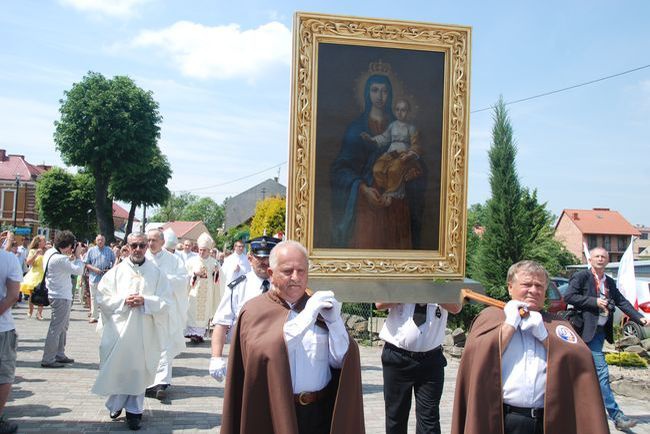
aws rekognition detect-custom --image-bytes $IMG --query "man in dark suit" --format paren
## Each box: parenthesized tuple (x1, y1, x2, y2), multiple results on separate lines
(565, 247, 648, 430)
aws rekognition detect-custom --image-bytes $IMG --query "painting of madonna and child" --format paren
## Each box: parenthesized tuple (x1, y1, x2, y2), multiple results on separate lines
(313, 43, 445, 251)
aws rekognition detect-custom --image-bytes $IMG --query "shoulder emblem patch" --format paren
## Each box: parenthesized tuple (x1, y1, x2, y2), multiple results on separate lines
(555, 324, 578, 344)
(227, 274, 247, 289)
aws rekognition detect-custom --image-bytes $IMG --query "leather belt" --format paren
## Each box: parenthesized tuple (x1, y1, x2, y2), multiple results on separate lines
(504, 404, 544, 419)
(384, 342, 442, 360)
(293, 389, 327, 406)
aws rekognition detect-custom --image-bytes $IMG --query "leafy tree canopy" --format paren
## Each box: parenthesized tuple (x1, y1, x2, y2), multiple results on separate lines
(250, 196, 286, 238)
(36, 167, 96, 240)
(53, 71, 162, 241)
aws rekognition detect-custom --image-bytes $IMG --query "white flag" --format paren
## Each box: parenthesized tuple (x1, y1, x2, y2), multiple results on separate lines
(616, 238, 636, 306)
(583, 241, 591, 269)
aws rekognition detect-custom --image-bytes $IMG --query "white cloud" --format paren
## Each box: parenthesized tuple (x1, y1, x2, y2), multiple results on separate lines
(59, 0, 151, 18)
(130, 21, 291, 80)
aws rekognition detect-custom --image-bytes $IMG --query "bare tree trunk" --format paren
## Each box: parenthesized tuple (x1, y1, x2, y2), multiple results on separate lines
(94, 172, 115, 243)
(124, 201, 137, 241)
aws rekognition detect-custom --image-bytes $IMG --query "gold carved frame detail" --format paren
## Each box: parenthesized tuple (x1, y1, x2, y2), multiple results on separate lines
(287, 12, 471, 279)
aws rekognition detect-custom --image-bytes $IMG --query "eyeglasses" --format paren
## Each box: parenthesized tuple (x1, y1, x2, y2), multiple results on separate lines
(129, 243, 147, 250)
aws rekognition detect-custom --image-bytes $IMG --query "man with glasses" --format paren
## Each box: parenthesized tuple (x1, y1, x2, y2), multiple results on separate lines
(184, 233, 220, 344)
(144, 228, 188, 401)
(85, 234, 116, 324)
(92, 232, 171, 431)
(209, 235, 280, 381)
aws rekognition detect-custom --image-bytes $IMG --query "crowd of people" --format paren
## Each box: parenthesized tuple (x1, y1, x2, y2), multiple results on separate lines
(0, 228, 647, 433)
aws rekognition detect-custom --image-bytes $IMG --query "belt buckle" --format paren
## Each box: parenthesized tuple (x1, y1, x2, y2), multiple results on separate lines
(530, 408, 539, 418)
(298, 391, 310, 406)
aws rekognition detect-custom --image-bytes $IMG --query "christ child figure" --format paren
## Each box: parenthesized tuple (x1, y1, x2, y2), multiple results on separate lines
(361, 98, 423, 205)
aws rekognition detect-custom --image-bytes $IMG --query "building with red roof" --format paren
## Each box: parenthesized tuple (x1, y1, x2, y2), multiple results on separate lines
(554, 208, 641, 263)
(0, 149, 51, 236)
(161, 221, 210, 244)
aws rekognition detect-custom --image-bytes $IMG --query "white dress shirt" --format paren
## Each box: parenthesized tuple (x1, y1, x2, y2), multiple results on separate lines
(283, 305, 349, 394)
(501, 328, 547, 408)
(379, 303, 448, 352)
(213, 271, 265, 327)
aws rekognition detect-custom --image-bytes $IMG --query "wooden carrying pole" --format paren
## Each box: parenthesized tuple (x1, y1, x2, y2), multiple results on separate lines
(460, 288, 528, 317)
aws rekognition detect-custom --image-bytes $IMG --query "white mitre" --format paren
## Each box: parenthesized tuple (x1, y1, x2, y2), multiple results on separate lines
(197, 232, 214, 249)
(163, 228, 178, 249)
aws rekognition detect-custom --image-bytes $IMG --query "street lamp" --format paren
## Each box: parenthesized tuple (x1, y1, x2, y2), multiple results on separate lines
(13, 173, 21, 228)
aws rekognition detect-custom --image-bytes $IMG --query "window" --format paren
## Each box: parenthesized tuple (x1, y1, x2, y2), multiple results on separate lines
(603, 236, 611, 251)
(587, 235, 597, 250)
(618, 236, 627, 252)
(642, 232, 649, 240)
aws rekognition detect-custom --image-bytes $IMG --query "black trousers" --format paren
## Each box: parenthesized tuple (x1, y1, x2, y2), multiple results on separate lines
(504, 412, 543, 434)
(381, 344, 446, 434)
(295, 397, 332, 434)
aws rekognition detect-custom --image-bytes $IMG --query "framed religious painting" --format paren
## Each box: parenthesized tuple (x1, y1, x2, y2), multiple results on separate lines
(287, 12, 471, 282)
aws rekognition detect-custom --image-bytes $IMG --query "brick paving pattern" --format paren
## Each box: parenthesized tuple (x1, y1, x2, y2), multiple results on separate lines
(6, 302, 649, 433)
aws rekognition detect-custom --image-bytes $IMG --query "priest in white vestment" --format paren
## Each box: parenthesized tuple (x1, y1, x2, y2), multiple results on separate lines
(92, 233, 171, 431)
(220, 239, 250, 285)
(184, 232, 221, 343)
(144, 228, 188, 400)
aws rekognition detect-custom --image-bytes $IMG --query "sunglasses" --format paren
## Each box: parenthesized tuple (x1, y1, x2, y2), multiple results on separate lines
(129, 243, 147, 250)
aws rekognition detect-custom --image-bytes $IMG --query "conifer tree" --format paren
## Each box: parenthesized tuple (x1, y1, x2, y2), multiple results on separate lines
(474, 97, 525, 300)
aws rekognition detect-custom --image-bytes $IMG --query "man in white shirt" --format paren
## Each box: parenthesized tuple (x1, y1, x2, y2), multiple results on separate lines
(144, 228, 188, 400)
(220, 240, 250, 285)
(92, 232, 171, 431)
(0, 242, 23, 433)
(209, 235, 281, 381)
(451, 260, 608, 434)
(220, 240, 364, 434)
(40, 230, 85, 368)
(375, 300, 461, 434)
(179, 239, 196, 264)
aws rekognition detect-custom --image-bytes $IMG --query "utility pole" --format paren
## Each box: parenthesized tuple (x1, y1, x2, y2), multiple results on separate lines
(13, 173, 21, 227)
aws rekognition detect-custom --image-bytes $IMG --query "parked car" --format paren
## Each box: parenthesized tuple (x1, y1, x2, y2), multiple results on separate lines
(550, 277, 569, 287)
(546, 281, 566, 314)
(613, 278, 650, 340)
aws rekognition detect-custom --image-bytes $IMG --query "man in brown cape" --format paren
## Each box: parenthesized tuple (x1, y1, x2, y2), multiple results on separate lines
(221, 240, 364, 434)
(451, 260, 608, 434)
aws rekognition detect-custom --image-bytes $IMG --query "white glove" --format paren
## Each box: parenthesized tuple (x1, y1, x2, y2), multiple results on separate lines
(304, 291, 336, 321)
(504, 300, 528, 329)
(520, 310, 548, 342)
(317, 294, 342, 324)
(209, 356, 227, 382)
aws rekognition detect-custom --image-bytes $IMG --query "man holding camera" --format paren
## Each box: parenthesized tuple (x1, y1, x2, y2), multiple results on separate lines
(41, 230, 85, 368)
(565, 247, 648, 430)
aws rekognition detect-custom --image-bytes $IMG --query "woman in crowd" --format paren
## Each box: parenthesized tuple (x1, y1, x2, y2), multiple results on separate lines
(20, 235, 47, 320)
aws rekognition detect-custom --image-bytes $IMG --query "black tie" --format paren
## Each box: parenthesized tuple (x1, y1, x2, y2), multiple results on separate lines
(261, 279, 270, 293)
(413, 303, 427, 327)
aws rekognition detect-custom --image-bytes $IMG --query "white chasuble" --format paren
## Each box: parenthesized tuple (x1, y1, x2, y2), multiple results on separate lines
(185, 255, 220, 328)
(92, 258, 170, 396)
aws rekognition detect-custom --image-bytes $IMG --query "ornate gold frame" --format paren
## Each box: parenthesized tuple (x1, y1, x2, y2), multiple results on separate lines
(287, 12, 471, 280)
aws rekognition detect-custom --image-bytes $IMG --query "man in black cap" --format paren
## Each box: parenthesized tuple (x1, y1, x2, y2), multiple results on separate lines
(209, 235, 281, 381)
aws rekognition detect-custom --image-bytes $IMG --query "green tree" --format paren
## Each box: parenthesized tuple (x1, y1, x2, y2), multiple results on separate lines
(474, 97, 525, 300)
(250, 196, 286, 238)
(472, 97, 579, 305)
(35, 167, 96, 240)
(150, 192, 197, 222)
(181, 197, 224, 238)
(110, 147, 172, 239)
(465, 203, 486, 279)
(54, 71, 162, 242)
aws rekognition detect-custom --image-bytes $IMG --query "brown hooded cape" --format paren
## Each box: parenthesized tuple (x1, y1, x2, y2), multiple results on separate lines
(451, 307, 608, 434)
(221, 291, 365, 434)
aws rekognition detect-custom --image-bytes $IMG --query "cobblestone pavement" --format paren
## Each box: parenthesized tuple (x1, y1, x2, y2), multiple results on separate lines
(6, 302, 649, 433)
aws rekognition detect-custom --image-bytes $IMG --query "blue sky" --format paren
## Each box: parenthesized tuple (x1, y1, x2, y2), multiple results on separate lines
(2, 0, 649, 225)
